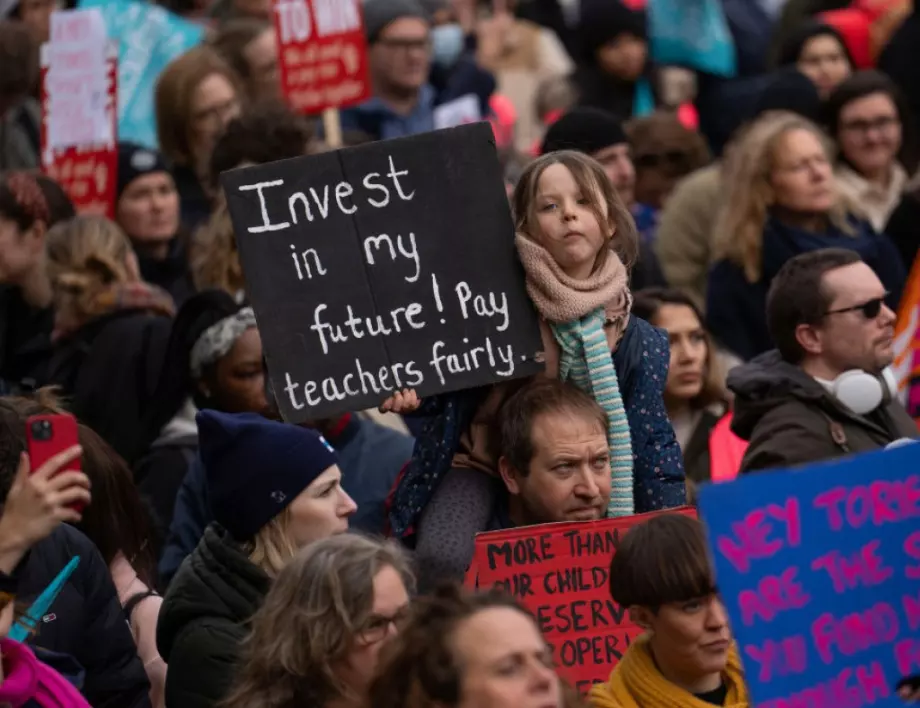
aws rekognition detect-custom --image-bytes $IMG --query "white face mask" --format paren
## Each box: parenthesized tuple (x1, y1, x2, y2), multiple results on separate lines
(431, 23, 465, 69)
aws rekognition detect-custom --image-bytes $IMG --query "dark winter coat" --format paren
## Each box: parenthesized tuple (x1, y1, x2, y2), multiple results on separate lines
(729, 350, 918, 473)
(157, 524, 270, 708)
(707, 216, 906, 361)
(137, 238, 197, 309)
(0, 286, 53, 395)
(46, 309, 172, 465)
(15, 524, 152, 708)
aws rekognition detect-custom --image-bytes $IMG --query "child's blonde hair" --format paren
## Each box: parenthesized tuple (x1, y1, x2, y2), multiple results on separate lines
(512, 150, 639, 270)
(45, 216, 138, 326)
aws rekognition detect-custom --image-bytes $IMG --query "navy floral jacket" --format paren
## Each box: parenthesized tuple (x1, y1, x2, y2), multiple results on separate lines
(388, 316, 687, 538)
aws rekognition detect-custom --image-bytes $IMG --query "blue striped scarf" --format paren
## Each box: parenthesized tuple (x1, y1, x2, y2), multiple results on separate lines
(551, 307, 635, 517)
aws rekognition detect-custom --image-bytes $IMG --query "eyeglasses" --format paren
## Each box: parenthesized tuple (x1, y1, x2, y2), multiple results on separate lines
(356, 605, 411, 645)
(375, 37, 432, 53)
(192, 98, 241, 128)
(825, 295, 887, 319)
(840, 116, 899, 135)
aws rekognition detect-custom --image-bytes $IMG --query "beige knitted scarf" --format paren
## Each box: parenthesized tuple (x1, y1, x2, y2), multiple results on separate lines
(515, 233, 632, 336)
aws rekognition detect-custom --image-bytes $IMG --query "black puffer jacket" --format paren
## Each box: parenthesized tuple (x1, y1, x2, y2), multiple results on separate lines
(46, 309, 171, 464)
(157, 524, 270, 708)
(16, 524, 152, 708)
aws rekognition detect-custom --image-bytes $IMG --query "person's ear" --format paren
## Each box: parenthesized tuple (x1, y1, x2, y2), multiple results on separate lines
(630, 605, 655, 631)
(795, 322, 823, 357)
(498, 456, 523, 495)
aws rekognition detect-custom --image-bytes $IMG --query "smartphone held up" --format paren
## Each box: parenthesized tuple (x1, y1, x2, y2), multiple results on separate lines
(25, 413, 87, 514)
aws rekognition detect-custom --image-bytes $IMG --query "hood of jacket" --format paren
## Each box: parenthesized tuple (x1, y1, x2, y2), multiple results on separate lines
(728, 349, 834, 440)
(760, 215, 882, 283)
(157, 524, 270, 661)
(153, 398, 199, 448)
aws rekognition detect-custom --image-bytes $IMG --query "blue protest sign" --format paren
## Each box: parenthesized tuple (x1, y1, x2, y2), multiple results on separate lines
(76, 0, 204, 148)
(698, 445, 920, 707)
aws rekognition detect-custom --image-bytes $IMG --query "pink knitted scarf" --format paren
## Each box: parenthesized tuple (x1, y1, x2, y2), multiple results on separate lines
(514, 233, 631, 335)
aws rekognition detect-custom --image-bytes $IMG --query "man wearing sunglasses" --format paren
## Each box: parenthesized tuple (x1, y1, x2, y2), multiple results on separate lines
(727, 248, 916, 474)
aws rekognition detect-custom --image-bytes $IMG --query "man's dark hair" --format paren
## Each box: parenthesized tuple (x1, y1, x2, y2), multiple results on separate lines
(609, 513, 715, 611)
(767, 248, 864, 364)
(209, 102, 314, 188)
(499, 379, 607, 476)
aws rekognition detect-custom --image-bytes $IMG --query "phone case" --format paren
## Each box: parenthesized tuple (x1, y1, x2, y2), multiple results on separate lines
(25, 414, 83, 514)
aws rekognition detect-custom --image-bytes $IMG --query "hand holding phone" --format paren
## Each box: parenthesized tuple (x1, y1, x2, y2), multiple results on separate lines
(25, 414, 89, 514)
(0, 443, 90, 554)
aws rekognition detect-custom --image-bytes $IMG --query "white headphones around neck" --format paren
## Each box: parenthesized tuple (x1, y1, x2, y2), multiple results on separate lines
(826, 368, 898, 416)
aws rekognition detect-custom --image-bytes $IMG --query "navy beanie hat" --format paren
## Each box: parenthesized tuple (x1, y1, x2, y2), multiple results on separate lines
(117, 142, 170, 200)
(198, 410, 340, 542)
(541, 107, 629, 156)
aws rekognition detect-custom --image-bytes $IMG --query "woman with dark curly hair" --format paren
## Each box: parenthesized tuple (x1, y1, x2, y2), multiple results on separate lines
(370, 585, 583, 708)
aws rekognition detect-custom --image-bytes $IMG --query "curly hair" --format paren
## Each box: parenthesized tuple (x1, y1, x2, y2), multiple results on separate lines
(223, 534, 415, 708)
(44, 216, 137, 328)
(369, 585, 586, 708)
(208, 102, 313, 189)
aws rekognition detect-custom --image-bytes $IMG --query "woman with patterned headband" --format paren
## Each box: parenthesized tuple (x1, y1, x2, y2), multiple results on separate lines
(136, 290, 269, 557)
(0, 171, 75, 395)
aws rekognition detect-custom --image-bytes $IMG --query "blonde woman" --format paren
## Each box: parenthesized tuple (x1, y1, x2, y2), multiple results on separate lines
(44, 215, 176, 464)
(157, 410, 357, 708)
(223, 534, 414, 708)
(705, 111, 906, 361)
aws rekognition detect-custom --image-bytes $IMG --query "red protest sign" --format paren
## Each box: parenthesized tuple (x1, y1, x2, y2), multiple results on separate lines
(467, 507, 697, 694)
(40, 27, 117, 219)
(272, 0, 371, 115)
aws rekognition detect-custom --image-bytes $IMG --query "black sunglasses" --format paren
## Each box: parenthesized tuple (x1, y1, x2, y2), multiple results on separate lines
(825, 295, 887, 319)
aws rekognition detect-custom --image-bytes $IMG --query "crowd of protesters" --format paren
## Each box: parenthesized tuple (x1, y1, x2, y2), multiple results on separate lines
(1, 0, 920, 705)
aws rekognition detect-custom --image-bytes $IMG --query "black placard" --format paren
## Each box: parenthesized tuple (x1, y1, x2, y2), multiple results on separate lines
(220, 122, 544, 422)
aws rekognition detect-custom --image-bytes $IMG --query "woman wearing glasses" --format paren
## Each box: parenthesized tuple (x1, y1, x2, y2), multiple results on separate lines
(222, 534, 414, 708)
(826, 71, 917, 235)
(706, 111, 906, 362)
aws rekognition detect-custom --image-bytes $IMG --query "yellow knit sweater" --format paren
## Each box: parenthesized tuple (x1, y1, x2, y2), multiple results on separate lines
(589, 634, 750, 708)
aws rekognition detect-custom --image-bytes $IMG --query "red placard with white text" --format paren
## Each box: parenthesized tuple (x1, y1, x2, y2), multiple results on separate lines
(272, 0, 371, 115)
(40, 11, 117, 219)
(465, 507, 698, 694)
